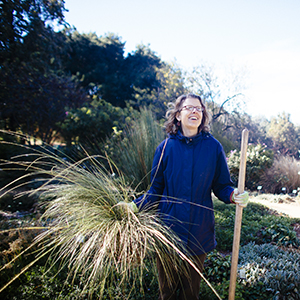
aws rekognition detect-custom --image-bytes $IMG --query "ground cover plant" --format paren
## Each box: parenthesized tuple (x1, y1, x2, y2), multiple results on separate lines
(214, 199, 300, 250)
(204, 200, 300, 299)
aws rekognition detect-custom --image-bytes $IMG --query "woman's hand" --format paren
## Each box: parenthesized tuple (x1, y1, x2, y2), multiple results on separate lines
(232, 189, 249, 207)
(118, 201, 139, 213)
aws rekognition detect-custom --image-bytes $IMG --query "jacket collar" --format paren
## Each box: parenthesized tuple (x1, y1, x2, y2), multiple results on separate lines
(170, 129, 210, 144)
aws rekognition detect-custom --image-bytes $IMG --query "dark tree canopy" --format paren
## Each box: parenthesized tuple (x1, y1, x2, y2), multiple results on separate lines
(63, 33, 163, 107)
(0, 0, 66, 64)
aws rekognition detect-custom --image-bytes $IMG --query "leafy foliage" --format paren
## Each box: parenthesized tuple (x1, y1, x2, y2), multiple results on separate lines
(0, 0, 66, 64)
(58, 96, 138, 147)
(205, 250, 231, 282)
(64, 33, 163, 108)
(214, 200, 300, 251)
(0, 65, 86, 143)
(239, 243, 300, 299)
(200, 251, 272, 300)
(227, 143, 274, 190)
(130, 62, 187, 120)
(266, 113, 300, 156)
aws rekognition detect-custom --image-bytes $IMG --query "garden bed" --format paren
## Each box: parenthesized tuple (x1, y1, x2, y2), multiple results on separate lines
(0, 194, 299, 299)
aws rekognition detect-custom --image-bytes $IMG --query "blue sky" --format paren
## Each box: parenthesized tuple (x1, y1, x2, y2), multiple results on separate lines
(63, 0, 300, 124)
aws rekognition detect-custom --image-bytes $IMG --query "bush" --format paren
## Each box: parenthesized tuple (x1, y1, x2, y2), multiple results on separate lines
(239, 243, 300, 299)
(200, 242, 300, 299)
(58, 97, 138, 147)
(227, 144, 274, 191)
(261, 155, 300, 194)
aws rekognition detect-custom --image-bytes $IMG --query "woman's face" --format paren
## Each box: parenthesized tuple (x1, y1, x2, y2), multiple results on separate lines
(176, 97, 203, 137)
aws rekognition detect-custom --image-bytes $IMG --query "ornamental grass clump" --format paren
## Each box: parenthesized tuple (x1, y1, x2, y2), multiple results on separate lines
(0, 139, 220, 299)
(261, 155, 300, 194)
(107, 107, 166, 192)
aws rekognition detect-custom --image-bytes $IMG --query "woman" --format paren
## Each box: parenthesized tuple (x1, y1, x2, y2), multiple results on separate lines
(129, 93, 249, 300)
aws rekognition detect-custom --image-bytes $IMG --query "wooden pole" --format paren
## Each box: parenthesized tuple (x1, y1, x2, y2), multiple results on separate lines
(228, 129, 249, 300)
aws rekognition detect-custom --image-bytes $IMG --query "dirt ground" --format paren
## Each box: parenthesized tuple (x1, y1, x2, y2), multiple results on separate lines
(250, 194, 300, 219)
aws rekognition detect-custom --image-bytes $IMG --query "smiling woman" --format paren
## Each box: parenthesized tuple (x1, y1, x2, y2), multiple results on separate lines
(130, 93, 249, 300)
(176, 98, 203, 137)
(165, 93, 211, 137)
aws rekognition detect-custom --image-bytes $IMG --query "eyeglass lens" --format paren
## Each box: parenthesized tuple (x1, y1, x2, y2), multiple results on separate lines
(183, 105, 202, 112)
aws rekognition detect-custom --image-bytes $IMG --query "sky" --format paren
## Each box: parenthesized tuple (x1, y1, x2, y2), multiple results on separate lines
(63, 0, 300, 125)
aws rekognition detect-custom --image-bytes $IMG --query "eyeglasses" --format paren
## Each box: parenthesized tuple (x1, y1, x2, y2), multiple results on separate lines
(181, 105, 203, 112)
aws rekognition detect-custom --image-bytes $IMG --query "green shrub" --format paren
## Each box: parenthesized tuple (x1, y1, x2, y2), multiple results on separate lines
(199, 278, 244, 300)
(256, 223, 300, 248)
(227, 144, 274, 191)
(205, 250, 231, 282)
(58, 97, 138, 147)
(3, 257, 159, 300)
(239, 243, 300, 299)
(201, 243, 300, 299)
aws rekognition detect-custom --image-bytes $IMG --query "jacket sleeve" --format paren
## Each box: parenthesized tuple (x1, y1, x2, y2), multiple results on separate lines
(212, 145, 234, 204)
(134, 140, 167, 210)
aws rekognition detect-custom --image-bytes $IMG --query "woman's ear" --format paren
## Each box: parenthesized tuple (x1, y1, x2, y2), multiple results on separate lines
(176, 112, 181, 121)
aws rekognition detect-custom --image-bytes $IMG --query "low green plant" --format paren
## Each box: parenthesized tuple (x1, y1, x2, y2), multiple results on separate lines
(239, 243, 300, 299)
(214, 200, 300, 251)
(2, 256, 159, 300)
(201, 250, 272, 300)
(256, 223, 300, 248)
(199, 278, 245, 300)
(205, 250, 231, 282)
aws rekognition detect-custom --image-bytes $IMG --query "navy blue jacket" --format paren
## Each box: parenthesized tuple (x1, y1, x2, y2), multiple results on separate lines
(134, 130, 234, 255)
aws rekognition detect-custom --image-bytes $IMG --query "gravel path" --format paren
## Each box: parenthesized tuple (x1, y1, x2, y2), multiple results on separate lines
(250, 194, 300, 219)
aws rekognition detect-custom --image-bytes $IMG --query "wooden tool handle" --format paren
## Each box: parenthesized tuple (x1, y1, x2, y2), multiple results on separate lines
(228, 129, 249, 300)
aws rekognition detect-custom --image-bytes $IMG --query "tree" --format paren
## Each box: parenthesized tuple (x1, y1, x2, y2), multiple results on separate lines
(185, 63, 248, 123)
(0, 63, 87, 143)
(0, 1, 91, 144)
(64, 31, 126, 100)
(0, 0, 66, 64)
(64, 34, 163, 108)
(130, 62, 187, 120)
(123, 44, 162, 100)
(266, 112, 300, 156)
